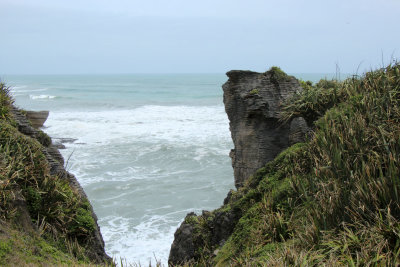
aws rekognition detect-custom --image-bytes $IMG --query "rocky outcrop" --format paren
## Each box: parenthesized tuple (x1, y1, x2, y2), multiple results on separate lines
(169, 67, 311, 265)
(169, 213, 198, 264)
(10, 107, 110, 263)
(223, 68, 308, 188)
(169, 208, 241, 266)
(25, 110, 49, 129)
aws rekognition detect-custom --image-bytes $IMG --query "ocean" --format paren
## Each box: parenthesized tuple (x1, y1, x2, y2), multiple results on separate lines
(4, 73, 335, 264)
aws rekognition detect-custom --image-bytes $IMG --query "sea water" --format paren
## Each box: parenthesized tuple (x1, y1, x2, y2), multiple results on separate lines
(5, 74, 234, 264)
(4, 73, 334, 264)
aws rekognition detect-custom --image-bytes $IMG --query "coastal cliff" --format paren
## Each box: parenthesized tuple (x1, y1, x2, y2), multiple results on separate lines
(169, 64, 400, 266)
(169, 67, 310, 264)
(223, 67, 308, 188)
(0, 84, 111, 265)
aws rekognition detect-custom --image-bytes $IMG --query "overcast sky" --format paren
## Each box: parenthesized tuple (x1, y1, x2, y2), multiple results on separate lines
(1, 0, 399, 74)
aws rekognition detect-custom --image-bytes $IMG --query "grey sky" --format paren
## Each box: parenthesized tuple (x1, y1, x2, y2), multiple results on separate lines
(1, 0, 399, 74)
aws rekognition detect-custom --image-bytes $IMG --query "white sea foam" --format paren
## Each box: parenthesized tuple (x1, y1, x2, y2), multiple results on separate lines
(10, 87, 48, 98)
(100, 215, 179, 265)
(45, 105, 230, 145)
(30, 94, 56, 99)
(44, 104, 234, 264)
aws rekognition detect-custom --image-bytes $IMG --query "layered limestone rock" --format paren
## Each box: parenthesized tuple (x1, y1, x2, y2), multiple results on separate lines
(25, 110, 49, 129)
(223, 68, 308, 188)
(10, 107, 110, 263)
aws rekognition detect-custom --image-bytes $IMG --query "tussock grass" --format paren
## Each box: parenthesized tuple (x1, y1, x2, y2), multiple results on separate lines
(0, 83, 13, 121)
(281, 77, 344, 126)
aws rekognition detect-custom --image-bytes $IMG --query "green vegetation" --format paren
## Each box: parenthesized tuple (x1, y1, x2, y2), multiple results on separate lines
(0, 223, 82, 266)
(249, 88, 259, 95)
(281, 75, 343, 125)
(0, 82, 108, 266)
(0, 122, 96, 245)
(267, 66, 293, 85)
(36, 129, 52, 147)
(0, 84, 13, 121)
(184, 63, 400, 266)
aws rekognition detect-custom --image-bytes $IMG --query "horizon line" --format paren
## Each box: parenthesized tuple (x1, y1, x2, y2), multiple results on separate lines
(1, 71, 349, 76)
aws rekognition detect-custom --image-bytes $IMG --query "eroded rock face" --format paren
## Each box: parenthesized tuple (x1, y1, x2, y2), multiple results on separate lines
(25, 110, 49, 129)
(168, 213, 197, 265)
(289, 117, 309, 146)
(168, 209, 241, 266)
(223, 69, 305, 188)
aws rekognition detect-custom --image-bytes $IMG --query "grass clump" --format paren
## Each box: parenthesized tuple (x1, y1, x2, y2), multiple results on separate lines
(281, 77, 343, 125)
(267, 66, 292, 85)
(0, 83, 13, 122)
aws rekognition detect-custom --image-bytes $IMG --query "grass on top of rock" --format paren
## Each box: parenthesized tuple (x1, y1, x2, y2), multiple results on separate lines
(180, 63, 400, 266)
(266, 66, 294, 85)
